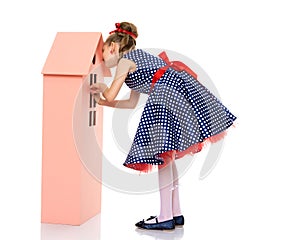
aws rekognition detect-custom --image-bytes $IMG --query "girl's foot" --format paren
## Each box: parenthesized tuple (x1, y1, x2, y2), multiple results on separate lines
(135, 216, 156, 227)
(136, 215, 184, 228)
(173, 215, 184, 226)
(136, 216, 175, 231)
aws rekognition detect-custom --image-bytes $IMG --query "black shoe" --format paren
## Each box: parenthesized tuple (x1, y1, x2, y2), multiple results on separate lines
(173, 215, 184, 226)
(137, 217, 175, 231)
(135, 216, 156, 228)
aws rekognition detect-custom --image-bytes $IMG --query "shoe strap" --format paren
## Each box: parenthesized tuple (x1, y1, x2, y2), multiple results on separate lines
(146, 215, 157, 221)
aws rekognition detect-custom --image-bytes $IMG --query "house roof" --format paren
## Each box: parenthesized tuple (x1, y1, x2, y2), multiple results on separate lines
(42, 32, 106, 76)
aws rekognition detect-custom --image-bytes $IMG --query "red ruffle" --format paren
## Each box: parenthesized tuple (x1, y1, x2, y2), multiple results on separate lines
(124, 129, 230, 173)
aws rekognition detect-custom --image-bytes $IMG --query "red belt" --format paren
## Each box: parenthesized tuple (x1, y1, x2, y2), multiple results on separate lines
(150, 51, 198, 93)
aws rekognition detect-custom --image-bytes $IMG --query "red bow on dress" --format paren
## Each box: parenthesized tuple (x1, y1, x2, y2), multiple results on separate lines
(150, 51, 198, 92)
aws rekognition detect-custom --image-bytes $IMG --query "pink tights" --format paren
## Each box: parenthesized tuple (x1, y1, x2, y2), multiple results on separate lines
(147, 151, 182, 223)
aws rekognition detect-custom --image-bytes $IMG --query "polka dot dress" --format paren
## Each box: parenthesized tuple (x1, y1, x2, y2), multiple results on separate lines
(122, 49, 236, 172)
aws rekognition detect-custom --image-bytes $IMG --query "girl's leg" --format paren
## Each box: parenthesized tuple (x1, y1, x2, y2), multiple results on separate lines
(157, 160, 174, 222)
(145, 153, 174, 223)
(171, 160, 182, 217)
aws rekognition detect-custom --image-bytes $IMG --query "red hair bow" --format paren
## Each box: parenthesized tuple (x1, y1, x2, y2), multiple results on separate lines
(109, 23, 137, 39)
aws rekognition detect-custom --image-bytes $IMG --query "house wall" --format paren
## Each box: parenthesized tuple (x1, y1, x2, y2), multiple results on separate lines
(41, 74, 102, 225)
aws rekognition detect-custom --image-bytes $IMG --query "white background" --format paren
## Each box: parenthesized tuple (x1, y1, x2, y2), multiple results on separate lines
(1, 0, 300, 239)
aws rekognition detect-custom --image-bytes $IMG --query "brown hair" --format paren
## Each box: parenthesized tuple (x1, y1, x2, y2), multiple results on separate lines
(105, 22, 138, 56)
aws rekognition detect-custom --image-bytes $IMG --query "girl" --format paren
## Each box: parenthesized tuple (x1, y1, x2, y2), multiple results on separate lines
(90, 22, 236, 230)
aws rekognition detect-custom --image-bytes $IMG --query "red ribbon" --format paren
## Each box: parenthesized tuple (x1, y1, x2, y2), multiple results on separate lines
(109, 23, 137, 39)
(150, 51, 198, 92)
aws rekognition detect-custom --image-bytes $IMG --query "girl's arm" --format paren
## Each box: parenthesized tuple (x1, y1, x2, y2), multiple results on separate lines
(95, 89, 140, 109)
(90, 57, 137, 105)
(102, 58, 135, 102)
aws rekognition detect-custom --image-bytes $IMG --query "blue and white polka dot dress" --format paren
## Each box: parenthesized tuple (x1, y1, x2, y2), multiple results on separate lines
(122, 49, 236, 172)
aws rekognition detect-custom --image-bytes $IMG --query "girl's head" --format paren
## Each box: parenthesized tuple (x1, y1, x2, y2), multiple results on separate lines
(103, 22, 138, 68)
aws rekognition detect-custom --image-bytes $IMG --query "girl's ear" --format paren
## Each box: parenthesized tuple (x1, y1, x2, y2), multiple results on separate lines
(110, 42, 116, 54)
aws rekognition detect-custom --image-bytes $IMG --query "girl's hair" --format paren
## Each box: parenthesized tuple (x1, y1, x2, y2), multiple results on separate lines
(105, 22, 138, 56)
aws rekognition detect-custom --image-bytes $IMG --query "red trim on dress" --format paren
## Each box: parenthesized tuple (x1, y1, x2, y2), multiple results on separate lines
(125, 130, 228, 173)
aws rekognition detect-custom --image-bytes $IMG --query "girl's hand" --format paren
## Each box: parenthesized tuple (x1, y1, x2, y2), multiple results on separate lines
(97, 98, 107, 106)
(92, 93, 100, 104)
(92, 93, 106, 106)
(90, 83, 108, 94)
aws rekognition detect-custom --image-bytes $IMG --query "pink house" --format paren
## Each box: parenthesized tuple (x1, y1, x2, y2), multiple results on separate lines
(41, 32, 110, 225)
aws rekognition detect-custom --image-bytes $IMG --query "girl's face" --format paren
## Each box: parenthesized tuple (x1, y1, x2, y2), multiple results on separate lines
(102, 42, 119, 68)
